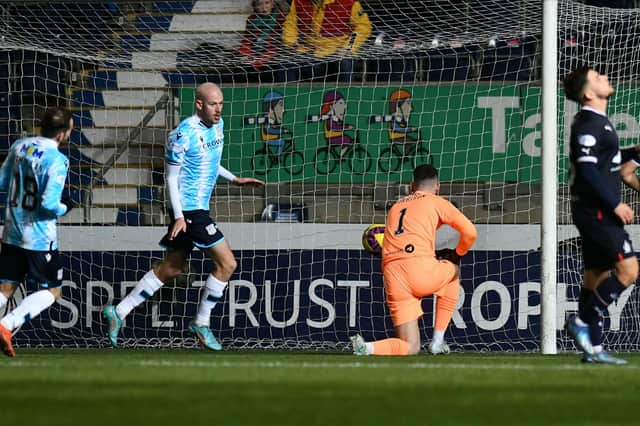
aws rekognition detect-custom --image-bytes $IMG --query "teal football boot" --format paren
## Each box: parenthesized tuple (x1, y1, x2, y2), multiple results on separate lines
(102, 305, 122, 348)
(189, 321, 222, 351)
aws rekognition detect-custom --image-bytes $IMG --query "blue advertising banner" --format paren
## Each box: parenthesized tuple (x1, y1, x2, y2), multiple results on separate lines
(8, 249, 640, 351)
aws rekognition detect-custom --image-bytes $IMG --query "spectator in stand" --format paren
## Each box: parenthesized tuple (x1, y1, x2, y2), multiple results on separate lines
(282, 0, 372, 83)
(239, 0, 289, 82)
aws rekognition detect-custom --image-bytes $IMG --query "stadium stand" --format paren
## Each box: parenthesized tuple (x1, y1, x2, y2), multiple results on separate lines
(60, 1, 256, 225)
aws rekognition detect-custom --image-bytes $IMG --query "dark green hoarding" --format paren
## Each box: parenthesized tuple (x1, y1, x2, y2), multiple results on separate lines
(180, 84, 640, 183)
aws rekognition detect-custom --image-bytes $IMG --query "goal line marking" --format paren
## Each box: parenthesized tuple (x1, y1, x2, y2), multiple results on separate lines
(136, 359, 639, 370)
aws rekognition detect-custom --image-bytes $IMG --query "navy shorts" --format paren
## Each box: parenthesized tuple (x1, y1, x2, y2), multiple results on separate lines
(572, 204, 635, 270)
(0, 243, 63, 288)
(160, 210, 225, 254)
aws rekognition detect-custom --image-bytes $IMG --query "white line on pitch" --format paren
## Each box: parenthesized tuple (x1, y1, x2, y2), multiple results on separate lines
(137, 359, 640, 370)
(0, 361, 52, 368)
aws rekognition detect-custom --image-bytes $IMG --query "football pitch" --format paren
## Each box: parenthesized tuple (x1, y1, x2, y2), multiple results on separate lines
(3, 350, 640, 426)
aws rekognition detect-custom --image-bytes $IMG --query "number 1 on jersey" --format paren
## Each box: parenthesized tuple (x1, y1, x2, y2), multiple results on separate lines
(394, 207, 407, 235)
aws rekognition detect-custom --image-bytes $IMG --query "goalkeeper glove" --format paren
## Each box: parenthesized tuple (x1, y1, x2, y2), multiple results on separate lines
(61, 194, 76, 215)
(435, 248, 461, 265)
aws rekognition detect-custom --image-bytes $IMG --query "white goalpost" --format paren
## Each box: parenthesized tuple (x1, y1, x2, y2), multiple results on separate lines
(1, 0, 640, 353)
(540, 0, 558, 355)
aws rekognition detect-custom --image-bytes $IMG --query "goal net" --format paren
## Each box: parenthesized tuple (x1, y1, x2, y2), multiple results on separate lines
(1, 0, 638, 352)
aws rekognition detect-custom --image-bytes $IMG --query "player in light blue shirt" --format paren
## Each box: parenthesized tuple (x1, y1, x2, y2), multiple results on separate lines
(103, 82, 265, 350)
(165, 113, 225, 212)
(1, 136, 69, 251)
(0, 107, 75, 357)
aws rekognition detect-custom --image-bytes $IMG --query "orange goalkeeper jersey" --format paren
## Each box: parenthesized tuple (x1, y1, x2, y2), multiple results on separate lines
(382, 190, 477, 266)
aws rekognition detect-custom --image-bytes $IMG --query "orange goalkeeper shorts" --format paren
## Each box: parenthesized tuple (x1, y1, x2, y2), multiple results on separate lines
(383, 256, 458, 327)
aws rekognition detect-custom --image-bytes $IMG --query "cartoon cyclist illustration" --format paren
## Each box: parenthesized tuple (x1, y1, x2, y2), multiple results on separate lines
(321, 90, 354, 158)
(261, 90, 291, 156)
(388, 88, 419, 145)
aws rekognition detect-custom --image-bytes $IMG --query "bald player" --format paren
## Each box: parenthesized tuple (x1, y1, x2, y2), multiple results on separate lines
(103, 83, 264, 350)
(351, 164, 477, 355)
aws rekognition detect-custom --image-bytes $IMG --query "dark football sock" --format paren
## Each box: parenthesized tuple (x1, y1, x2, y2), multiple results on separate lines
(577, 287, 597, 324)
(588, 313, 604, 347)
(593, 272, 627, 310)
(589, 272, 627, 348)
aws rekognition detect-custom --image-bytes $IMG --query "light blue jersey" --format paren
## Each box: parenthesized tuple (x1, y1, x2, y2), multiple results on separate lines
(0, 137, 69, 251)
(166, 115, 224, 211)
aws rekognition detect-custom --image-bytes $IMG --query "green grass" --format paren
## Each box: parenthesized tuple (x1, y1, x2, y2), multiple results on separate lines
(2, 350, 640, 426)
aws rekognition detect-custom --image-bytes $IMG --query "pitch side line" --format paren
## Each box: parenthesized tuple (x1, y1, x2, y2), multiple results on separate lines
(1, 359, 637, 370)
(137, 359, 639, 370)
(0, 361, 53, 367)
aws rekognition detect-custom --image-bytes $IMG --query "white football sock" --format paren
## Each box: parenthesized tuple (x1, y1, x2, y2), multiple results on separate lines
(116, 270, 163, 319)
(0, 293, 7, 310)
(195, 274, 227, 327)
(432, 330, 445, 346)
(0, 290, 55, 331)
(575, 316, 588, 327)
(365, 342, 374, 355)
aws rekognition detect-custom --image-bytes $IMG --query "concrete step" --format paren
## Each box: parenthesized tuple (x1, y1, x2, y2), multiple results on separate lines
(134, 12, 247, 33)
(58, 206, 166, 225)
(78, 145, 165, 164)
(72, 127, 168, 145)
(119, 32, 243, 51)
(86, 71, 168, 89)
(59, 207, 120, 224)
(90, 185, 162, 205)
(103, 167, 155, 185)
(192, 0, 251, 13)
(149, 32, 242, 51)
(65, 184, 163, 202)
(131, 52, 178, 70)
(67, 164, 158, 186)
(169, 13, 247, 32)
(71, 89, 170, 108)
(73, 108, 177, 127)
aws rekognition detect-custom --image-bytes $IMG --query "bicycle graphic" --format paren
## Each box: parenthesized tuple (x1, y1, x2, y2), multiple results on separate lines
(368, 88, 432, 173)
(251, 136, 305, 176)
(313, 131, 373, 175)
(378, 130, 432, 172)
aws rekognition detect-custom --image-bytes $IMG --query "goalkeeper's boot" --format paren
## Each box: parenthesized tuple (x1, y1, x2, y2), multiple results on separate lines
(102, 305, 122, 348)
(350, 334, 369, 356)
(189, 321, 222, 351)
(429, 340, 450, 355)
(565, 315, 594, 356)
(582, 350, 627, 365)
(0, 323, 15, 357)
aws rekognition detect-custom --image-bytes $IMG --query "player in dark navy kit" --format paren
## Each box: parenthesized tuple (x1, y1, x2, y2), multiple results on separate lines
(103, 83, 264, 350)
(0, 107, 75, 357)
(620, 146, 640, 191)
(564, 65, 639, 364)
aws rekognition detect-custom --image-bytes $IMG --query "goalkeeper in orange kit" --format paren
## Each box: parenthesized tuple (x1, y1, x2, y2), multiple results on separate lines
(351, 164, 477, 355)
